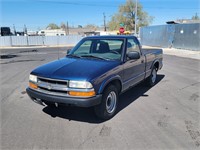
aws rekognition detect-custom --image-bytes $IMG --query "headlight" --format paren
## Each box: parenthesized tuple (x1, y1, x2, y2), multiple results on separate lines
(69, 80, 93, 89)
(29, 74, 37, 83)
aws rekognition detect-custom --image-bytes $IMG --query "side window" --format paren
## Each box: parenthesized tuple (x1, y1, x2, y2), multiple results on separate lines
(127, 38, 140, 53)
(109, 40, 123, 51)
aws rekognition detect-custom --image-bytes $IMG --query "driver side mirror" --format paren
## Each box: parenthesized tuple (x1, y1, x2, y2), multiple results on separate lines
(66, 49, 71, 54)
(127, 51, 140, 60)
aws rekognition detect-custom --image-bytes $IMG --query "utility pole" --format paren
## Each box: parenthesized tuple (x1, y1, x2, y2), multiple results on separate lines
(24, 24, 29, 45)
(66, 21, 69, 35)
(103, 13, 106, 31)
(24, 24, 27, 35)
(135, 0, 138, 35)
(13, 24, 16, 35)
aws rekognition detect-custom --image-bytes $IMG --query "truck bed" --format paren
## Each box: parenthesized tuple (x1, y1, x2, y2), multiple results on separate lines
(142, 48, 163, 55)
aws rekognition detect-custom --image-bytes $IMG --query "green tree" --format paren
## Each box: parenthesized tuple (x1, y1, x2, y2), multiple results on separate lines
(192, 13, 200, 20)
(78, 25, 83, 28)
(60, 22, 67, 30)
(46, 23, 60, 29)
(60, 22, 67, 34)
(108, 0, 153, 32)
(84, 24, 98, 30)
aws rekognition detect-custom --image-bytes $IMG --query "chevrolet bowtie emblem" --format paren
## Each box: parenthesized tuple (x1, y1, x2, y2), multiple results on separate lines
(47, 84, 52, 90)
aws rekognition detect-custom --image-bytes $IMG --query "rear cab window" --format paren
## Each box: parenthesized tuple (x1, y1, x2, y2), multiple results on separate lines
(127, 38, 141, 54)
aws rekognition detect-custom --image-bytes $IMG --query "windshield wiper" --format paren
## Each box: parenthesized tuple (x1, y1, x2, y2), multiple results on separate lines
(66, 54, 81, 58)
(81, 55, 107, 60)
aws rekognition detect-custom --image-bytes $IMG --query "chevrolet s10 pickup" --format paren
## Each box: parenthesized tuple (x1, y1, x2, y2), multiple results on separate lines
(26, 36, 163, 119)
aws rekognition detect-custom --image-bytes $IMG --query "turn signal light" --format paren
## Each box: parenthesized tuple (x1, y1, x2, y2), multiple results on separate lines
(29, 82, 38, 89)
(69, 91, 95, 97)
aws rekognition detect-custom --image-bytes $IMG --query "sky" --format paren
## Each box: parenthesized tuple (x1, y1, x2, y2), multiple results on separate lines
(0, 0, 199, 31)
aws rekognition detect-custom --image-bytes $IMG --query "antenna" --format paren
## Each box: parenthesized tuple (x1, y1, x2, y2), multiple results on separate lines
(13, 24, 16, 35)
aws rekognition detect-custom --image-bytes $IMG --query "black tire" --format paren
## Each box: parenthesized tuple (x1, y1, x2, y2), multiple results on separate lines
(146, 66, 157, 87)
(94, 85, 119, 120)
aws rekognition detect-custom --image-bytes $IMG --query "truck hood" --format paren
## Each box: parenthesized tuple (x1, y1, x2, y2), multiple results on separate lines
(31, 57, 121, 81)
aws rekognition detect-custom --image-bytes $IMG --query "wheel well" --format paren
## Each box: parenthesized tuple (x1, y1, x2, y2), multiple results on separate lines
(104, 80, 122, 94)
(154, 62, 159, 71)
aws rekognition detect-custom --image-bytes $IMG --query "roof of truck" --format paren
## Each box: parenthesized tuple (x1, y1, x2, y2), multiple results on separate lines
(85, 35, 137, 39)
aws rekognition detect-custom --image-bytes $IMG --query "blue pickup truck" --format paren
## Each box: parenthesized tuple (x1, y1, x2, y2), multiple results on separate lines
(27, 36, 163, 119)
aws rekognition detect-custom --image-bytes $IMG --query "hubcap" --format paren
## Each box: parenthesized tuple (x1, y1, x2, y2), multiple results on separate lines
(106, 91, 117, 114)
(151, 69, 157, 83)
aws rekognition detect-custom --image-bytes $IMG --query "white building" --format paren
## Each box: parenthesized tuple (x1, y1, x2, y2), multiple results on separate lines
(38, 29, 66, 36)
(27, 31, 38, 36)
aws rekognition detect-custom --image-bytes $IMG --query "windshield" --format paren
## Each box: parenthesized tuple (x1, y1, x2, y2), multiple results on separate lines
(69, 38, 124, 61)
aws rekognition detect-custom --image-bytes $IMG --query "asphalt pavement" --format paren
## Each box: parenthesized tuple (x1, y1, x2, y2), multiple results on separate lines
(0, 47, 200, 149)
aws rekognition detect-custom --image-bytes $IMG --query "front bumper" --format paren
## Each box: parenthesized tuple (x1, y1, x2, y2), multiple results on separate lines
(26, 87, 102, 107)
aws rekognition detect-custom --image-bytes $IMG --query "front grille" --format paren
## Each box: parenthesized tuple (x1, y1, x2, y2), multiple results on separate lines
(37, 77, 68, 94)
(39, 87, 67, 94)
(39, 78, 67, 86)
(33, 76, 95, 98)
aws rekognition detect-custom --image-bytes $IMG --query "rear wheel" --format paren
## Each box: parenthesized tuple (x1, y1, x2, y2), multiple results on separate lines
(94, 85, 118, 120)
(146, 66, 157, 87)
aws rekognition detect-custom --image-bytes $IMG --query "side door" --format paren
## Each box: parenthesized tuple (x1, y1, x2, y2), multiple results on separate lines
(122, 38, 146, 91)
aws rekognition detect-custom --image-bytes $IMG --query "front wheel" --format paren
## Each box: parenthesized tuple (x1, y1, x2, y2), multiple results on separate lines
(146, 66, 157, 87)
(94, 85, 118, 120)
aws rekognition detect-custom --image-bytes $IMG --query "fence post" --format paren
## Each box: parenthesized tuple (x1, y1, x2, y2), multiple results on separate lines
(10, 36, 12, 47)
(26, 35, 29, 46)
(42, 35, 45, 46)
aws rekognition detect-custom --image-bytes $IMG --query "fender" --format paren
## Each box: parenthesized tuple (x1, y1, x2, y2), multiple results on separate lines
(150, 59, 160, 70)
(98, 75, 123, 94)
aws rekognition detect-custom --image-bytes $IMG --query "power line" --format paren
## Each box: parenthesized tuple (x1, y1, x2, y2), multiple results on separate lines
(34, 0, 199, 10)
(143, 7, 199, 10)
(35, 0, 118, 7)
(5, 0, 199, 10)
